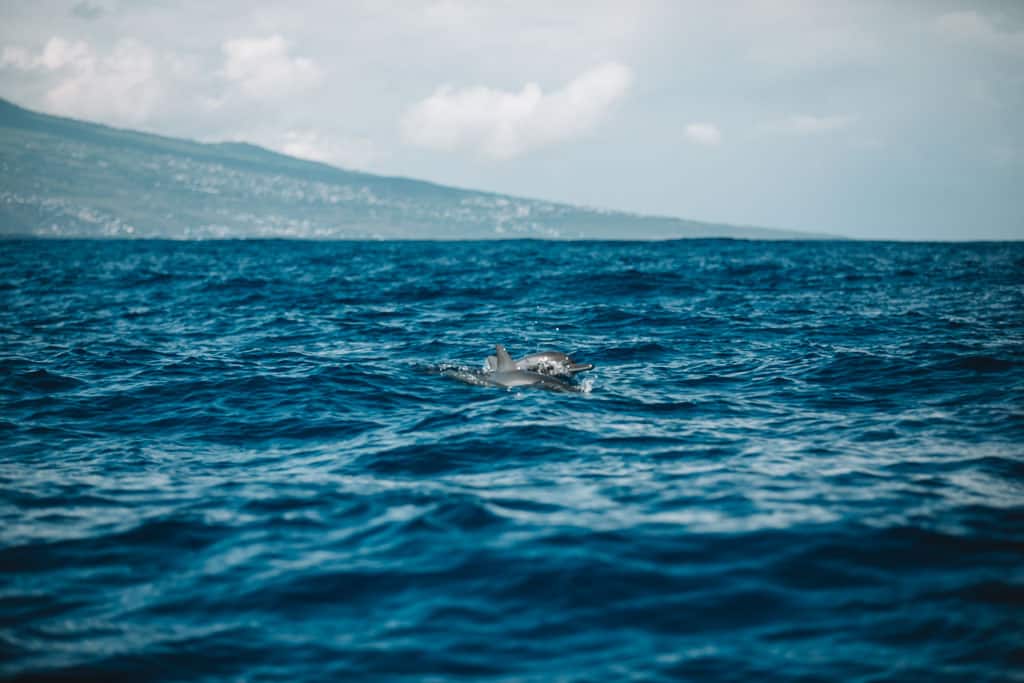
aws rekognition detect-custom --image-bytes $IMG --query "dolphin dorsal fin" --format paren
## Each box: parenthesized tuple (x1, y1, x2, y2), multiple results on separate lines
(494, 344, 516, 371)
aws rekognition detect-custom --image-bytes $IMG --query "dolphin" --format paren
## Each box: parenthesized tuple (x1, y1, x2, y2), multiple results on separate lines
(481, 345, 578, 391)
(485, 348, 594, 377)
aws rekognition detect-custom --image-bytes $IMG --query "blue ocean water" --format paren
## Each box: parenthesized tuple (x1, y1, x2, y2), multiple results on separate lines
(1, 239, 1022, 682)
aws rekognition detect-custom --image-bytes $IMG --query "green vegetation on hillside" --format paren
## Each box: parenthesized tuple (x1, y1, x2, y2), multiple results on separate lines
(0, 98, 811, 239)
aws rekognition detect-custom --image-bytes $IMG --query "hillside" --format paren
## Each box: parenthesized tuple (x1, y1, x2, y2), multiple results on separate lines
(0, 98, 818, 239)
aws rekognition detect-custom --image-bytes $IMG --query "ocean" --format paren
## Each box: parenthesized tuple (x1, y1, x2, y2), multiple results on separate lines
(1, 239, 1022, 682)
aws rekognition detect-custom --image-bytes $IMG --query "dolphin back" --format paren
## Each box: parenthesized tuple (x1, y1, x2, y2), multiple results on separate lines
(479, 344, 592, 390)
(494, 345, 516, 371)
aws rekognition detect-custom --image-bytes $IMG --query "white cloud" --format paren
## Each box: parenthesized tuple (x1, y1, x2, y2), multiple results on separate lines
(276, 129, 377, 170)
(935, 11, 1024, 57)
(2, 37, 163, 126)
(1, 46, 36, 70)
(39, 37, 93, 70)
(1, 37, 92, 71)
(221, 35, 322, 99)
(400, 61, 632, 159)
(770, 114, 857, 135)
(684, 123, 721, 146)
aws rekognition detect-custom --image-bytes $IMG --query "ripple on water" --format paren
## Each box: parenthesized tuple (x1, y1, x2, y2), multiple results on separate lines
(0, 239, 1022, 681)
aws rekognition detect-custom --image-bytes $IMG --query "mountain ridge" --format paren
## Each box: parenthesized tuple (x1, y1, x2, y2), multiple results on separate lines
(0, 98, 832, 240)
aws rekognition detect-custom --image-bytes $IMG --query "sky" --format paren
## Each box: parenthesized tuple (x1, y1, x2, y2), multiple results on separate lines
(1, 1, 1022, 240)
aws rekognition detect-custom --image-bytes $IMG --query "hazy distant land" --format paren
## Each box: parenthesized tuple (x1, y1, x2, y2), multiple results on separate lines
(0, 98, 827, 240)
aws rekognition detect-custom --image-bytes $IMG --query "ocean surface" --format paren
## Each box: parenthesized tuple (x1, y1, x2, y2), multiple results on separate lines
(1, 239, 1022, 682)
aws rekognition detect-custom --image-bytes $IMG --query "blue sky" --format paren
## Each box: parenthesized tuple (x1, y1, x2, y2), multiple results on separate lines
(1, 1, 1022, 239)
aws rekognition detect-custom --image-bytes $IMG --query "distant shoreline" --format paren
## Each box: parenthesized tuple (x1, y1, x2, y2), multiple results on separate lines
(6, 235, 1022, 244)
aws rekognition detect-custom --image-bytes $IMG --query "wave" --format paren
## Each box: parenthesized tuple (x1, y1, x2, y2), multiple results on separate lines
(1, 239, 1021, 681)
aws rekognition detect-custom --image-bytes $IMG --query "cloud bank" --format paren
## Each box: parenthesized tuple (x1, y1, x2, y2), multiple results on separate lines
(2, 37, 162, 125)
(401, 62, 632, 159)
(221, 35, 322, 99)
(276, 129, 377, 170)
